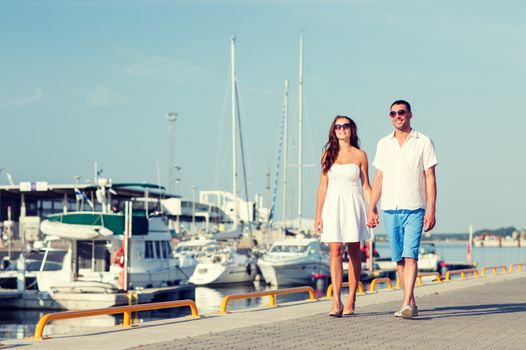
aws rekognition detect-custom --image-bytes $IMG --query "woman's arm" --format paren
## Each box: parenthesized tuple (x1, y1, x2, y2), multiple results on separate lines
(359, 151, 372, 205)
(314, 170, 329, 233)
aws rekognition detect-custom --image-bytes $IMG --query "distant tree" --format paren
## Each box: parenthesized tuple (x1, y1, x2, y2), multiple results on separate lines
(474, 227, 517, 237)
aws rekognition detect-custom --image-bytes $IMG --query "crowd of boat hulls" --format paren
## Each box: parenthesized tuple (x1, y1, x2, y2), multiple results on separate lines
(0, 204, 449, 311)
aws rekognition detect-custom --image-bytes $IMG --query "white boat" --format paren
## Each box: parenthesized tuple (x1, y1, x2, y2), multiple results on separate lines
(173, 237, 217, 278)
(36, 211, 188, 294)
(188, 244, 256, 286)
(375, 243, 441, 272)
(257, 237, 330, 286)
(417, 243, 441, 272)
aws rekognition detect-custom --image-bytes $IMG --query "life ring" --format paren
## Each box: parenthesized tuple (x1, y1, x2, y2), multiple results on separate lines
(115, 247, 125, 268)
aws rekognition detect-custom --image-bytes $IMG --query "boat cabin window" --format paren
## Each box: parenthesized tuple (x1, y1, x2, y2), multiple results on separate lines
(77, 240, 110, 272)
(175, 246, 188, 253)
(154, 241, 161, 259)
(270, 245, 308, 253)
(307, 245, 320, 255)
(145, 241, 154, 259)
(162, 241, 172, 259)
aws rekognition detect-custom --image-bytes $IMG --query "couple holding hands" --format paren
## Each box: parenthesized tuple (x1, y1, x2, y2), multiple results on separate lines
(314, 100, 438, 319)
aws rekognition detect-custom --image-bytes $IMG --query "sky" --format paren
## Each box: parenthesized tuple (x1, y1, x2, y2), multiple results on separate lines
(1, 0, 525, 233)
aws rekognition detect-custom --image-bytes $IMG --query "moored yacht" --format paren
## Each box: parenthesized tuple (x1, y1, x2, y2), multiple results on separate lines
(173, 237, 217, 278)
(188, 243, 256, 286)
(36, 210, 188, 293)
(257, 237, 330, 286)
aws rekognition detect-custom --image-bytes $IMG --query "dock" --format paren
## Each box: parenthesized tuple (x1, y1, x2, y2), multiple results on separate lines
(2, 271, 525, 349)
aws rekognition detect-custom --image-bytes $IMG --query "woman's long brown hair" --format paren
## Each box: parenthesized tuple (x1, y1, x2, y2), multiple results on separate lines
(321, 116, 360, 174)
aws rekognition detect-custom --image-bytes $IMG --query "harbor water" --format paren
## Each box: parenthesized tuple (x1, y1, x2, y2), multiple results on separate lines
(1, 241, 525, 341)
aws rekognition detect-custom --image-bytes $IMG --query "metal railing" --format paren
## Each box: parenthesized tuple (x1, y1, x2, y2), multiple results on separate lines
(326, 281, 365, 298)
(444, 268, 479, 281)
(369, 277, 393, 292)
(481, 265, 508, 276)
(219, 286, 315, 314)
(510, 263, 525, 272)
(417, 272, 442, 286)
(395, 272, 442, 289)
(31, 299, 199, 340)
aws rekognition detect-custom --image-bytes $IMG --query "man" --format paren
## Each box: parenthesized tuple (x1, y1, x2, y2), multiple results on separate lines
(367, 100, 437, 319)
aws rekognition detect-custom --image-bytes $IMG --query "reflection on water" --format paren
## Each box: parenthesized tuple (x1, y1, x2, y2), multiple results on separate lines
(2, 242, 526, 341)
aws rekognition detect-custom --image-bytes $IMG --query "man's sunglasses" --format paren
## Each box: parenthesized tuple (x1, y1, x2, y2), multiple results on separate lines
(334, 123, 351, 131)
(389, 110, 408, 118)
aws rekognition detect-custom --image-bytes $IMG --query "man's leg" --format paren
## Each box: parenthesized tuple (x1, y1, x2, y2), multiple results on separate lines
(402, 257, 418, 306)
(400, 209, 425, 316)
(396, 259, 405, 293)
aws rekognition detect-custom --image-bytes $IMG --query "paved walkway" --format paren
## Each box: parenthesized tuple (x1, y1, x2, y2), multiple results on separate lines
(3, 272, 526, 350)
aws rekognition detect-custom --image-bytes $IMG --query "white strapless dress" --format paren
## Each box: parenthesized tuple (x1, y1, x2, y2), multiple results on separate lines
(321, 163, 371, 243)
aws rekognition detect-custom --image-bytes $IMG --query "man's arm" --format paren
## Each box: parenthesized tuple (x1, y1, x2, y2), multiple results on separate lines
(423, 166, 437, 232)
(367, 170, 382, 228)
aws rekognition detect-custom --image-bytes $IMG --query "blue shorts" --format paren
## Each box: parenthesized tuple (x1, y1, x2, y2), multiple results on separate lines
(383, 209, 425, 262)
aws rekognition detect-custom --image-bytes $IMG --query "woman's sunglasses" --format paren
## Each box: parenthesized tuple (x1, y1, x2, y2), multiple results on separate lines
(334, 123, 351, 131)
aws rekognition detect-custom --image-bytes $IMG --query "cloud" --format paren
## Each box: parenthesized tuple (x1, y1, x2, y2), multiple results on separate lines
(87, 84, 127, 107)
(14, 89, 43, 106)
(124, 54, 203, 85)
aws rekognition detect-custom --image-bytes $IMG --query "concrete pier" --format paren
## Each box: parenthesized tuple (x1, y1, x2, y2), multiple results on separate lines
(2, 272, 525, 349)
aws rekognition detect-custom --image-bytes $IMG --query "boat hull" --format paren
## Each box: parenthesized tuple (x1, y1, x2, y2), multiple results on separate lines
(189, 262, 256, 286)
(258, 259, 330, 286)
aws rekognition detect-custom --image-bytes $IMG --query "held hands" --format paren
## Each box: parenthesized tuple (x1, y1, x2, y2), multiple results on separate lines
(314, 217, 323, 235)
(367, 207, 379, 228)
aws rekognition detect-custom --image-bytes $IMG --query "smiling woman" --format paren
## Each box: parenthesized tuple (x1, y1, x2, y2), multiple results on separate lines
(315, 115, 373, 317)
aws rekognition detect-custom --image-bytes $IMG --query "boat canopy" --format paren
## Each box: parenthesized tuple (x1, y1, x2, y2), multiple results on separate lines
(46, 212, 149, 236)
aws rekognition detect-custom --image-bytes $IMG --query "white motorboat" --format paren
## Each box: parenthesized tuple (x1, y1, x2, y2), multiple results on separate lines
(173, 237, 217, 278)
(375, 242, 441, 272)
(188, 244, 256, 286)
(417, 243, 441, 272)
(36, 210, 188, 293)
(257, 237, 330, 286)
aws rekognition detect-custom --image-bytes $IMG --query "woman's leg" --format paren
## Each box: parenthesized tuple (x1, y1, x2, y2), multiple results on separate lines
(345, 242, 361, 312)
(329, 242, 344, 311)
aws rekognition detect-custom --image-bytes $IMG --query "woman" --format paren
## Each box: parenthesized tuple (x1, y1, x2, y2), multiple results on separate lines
(314, 115, 373, 317)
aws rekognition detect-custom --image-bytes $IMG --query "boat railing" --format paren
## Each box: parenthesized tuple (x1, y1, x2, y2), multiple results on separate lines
(481, 265, 508, 276)
(30, 299, 199, 340)
(444, 268, 479, 281)
(325, 281, 365, 298)
(219, 286, 315, 314)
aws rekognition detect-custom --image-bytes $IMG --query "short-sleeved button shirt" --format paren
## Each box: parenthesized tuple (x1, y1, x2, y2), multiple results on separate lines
(372, 129, 437, 210)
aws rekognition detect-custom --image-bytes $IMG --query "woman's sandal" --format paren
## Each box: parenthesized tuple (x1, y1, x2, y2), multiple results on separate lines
(342, 309, 355, 316)
(329, 305, 344, 318)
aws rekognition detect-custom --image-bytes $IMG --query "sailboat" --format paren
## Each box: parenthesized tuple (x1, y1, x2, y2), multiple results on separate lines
(187, 37, 257, 286)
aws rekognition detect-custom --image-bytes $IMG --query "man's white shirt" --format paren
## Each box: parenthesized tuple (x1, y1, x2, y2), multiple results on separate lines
(372, 129, 437, 211)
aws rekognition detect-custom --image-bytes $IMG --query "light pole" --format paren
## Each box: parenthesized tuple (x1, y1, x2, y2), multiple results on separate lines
(166, 112, 178, 194)
(191, 186, 197, 234)
(174, 165, 182, 195)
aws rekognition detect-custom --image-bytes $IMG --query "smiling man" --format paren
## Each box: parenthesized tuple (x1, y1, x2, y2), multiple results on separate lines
(367, 99, 438, 319)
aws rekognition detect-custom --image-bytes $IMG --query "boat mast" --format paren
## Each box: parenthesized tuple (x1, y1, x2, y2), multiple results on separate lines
(282, 80, 289, 231)
(231, 36, 239, 230)
(297, 33, 304, 232)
